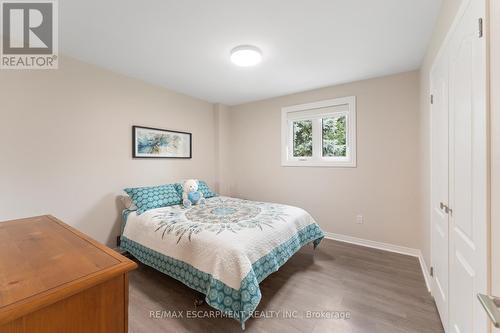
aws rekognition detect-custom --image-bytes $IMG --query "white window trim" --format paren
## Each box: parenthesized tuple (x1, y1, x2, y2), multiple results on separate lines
(281, 96, 357, 167)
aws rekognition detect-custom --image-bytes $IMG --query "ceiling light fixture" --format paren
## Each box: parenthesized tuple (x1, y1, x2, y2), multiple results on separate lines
(230, 45, 262, 67)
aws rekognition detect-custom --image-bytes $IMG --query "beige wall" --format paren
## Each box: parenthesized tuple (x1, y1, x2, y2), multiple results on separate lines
(0, 56, 216, 246)
(225, 71, 421, 249)
(214, 103, 232, 195)
(418, 0, 462, 268)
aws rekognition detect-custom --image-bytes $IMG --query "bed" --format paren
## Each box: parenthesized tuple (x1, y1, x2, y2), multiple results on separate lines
(120, 195, 324, 328)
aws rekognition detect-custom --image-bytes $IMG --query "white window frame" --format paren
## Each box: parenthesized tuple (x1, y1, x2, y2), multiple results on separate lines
(281, 96, 357, 167)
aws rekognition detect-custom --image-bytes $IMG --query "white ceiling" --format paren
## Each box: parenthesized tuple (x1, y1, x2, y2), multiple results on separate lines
(60, 0, 441, 105)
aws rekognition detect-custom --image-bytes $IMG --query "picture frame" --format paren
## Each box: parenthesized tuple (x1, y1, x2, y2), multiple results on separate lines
(132, 126, 192, 159)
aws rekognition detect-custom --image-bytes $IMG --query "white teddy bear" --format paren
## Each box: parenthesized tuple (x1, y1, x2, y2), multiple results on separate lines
(182, 179, 206, 208)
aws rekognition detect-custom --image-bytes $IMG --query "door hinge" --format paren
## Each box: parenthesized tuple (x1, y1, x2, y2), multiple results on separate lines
(479, 18, 483, 38)
(430, 94, 434, 105)
(430, 266, 434, 277)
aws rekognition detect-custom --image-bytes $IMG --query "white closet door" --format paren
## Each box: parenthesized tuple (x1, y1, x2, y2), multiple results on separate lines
(430, 48, 450, 330)
(448, 0, 488, 332)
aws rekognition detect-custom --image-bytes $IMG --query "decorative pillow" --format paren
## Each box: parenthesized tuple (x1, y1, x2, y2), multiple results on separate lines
(197, 181, 217, 198)
(124, 184, 181, 214)
(173, 183, 183, 196)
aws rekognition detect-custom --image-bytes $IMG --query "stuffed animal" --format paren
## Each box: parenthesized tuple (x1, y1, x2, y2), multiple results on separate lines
(182, 179, 206, 208)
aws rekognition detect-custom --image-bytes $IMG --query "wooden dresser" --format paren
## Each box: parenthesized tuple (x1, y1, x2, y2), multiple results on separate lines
(0, 215, 137, 333)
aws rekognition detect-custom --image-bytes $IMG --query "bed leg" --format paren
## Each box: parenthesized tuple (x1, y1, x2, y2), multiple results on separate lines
(194, 297, 205, 307)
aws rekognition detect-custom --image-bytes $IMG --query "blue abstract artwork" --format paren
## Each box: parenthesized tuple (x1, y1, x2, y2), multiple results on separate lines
(133, 126, 191, 158)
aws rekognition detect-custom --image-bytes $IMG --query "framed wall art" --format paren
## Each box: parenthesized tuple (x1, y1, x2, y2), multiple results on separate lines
(132, 126, 192, 159)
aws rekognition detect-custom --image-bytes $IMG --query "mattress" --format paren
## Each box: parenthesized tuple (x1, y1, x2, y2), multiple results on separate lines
(120, 196, 324, 328)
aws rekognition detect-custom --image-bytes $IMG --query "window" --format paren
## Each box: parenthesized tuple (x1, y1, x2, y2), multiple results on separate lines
(281, 96, 356, 167)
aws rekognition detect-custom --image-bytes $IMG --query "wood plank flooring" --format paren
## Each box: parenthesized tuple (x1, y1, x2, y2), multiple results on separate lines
(127, 239, 444, 333)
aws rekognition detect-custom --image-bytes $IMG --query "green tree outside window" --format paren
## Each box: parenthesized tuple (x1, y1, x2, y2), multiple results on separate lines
(322, 116, 347, 157)
(293, 120, 313, 157)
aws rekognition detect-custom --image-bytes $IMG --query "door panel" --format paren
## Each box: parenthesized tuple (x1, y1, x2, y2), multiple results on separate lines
(490, 0, 500, 331)
(448, 0, 488, 332)
(430, 48, 450, 329)
(452, 33, 473, 240)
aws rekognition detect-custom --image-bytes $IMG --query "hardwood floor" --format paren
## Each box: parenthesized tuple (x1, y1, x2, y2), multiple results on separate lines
(128, 239, 444, 333)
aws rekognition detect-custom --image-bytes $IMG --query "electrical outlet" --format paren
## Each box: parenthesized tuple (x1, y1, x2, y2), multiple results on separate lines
(356, 214, 364, 224)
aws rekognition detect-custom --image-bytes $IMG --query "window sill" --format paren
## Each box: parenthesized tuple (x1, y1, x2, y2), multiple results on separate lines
(281, 160, 357, 168)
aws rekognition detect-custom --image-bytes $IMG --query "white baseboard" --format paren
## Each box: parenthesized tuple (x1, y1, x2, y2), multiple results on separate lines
(323, 232, 431, 292)
(418, 254, 432, 294)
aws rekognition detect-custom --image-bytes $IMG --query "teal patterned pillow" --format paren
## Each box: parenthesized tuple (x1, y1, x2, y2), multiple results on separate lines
(173, 181, 217, 199)
(198, 181, 217, 198)
(173, 183, 183, 196)
(124, 184, 181, 214)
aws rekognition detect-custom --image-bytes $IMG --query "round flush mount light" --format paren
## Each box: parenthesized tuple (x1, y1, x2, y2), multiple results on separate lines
(230, 45, 262, 67)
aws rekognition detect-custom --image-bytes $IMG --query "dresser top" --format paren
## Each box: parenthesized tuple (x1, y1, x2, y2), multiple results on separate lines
(0, 215, 137, 324)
